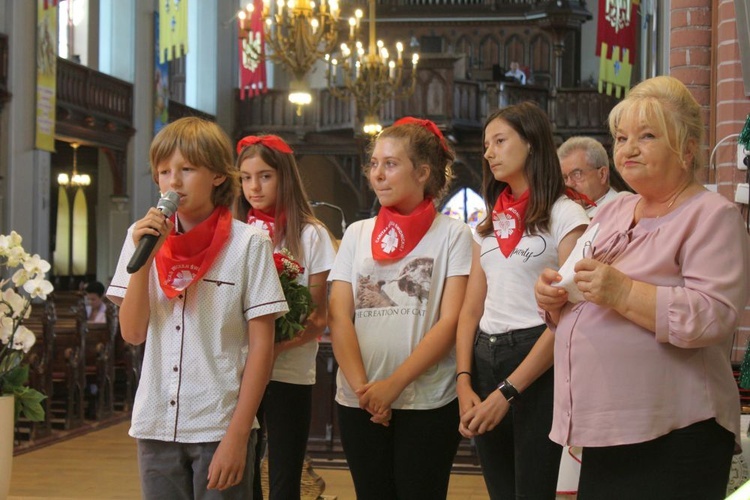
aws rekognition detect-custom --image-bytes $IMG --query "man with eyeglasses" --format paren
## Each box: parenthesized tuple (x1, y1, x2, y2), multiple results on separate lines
(558, 136, 630, 217)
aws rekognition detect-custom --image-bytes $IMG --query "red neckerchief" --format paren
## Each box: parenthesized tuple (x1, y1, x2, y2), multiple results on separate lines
(246, 208, 275, 239)
(155, 206, 233, 299)
(565, 188, 597, 210)
(371, 198, 436, 261)
(492, 187, 530, 258)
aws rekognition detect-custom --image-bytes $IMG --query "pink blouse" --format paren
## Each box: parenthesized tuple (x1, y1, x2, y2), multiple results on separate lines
(550, 190, 750, 447)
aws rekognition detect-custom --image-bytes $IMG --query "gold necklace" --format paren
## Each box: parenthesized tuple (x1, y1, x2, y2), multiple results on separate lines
(640, 182, 692, 219)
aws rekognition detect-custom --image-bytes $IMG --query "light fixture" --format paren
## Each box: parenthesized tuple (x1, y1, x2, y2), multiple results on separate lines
(325, 0, 419, 135)
(57, 142, 90, 187)
(239, 0, 340, 113)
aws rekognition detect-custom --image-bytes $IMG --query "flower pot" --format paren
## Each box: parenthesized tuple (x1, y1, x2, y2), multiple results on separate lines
(0, 394, 14, 499)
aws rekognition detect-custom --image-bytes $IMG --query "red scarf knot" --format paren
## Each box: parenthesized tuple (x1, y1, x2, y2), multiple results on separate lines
(155, 206, 233, 299)
(565, 188, 597, 210)
(492, 187, 530, 258)
(371, 198, 437, 261)
(246, 208, 277, 239)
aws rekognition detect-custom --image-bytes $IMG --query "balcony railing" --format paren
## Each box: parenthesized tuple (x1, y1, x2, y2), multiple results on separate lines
(57, 58, 133, 125)
(235, 88, 356, 137)
(237, 82, 616, 143)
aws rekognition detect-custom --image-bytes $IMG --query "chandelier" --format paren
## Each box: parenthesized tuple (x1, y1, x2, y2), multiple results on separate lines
(57, 142, 90, 187)
(238, 0, 340, 114)
(325, 0, 419, 135)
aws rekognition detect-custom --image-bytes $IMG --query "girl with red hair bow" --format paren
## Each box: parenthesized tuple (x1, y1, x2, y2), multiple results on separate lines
(328, 118, 472, 499)
(235, 135, 337, 500)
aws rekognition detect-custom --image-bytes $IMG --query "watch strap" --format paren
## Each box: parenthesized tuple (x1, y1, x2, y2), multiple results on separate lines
(497, 379, 519, 404)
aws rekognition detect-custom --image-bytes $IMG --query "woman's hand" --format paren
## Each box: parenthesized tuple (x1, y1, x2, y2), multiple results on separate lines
(535, 268, 568, 322)
(459, 390, 510, 438)
(356, 378, 403, 416)
(456, 378, 482, 438)
(574, 258, 633, 310)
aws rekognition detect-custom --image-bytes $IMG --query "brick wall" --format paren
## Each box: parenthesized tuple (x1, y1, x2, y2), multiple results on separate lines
(671, 0, 750, 362)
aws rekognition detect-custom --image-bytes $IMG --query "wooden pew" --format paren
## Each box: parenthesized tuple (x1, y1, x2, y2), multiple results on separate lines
(22, 300, 56, 440)
(48, 291, 87, 430)
(113, 314, 142, 413)
(84, 300, 118, 420)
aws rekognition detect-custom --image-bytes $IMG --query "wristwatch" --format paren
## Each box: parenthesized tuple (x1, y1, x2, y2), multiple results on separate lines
(497, 379, 519, 404)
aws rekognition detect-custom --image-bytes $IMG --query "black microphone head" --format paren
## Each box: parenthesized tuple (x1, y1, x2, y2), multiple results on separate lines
(157, 191, 180, 217)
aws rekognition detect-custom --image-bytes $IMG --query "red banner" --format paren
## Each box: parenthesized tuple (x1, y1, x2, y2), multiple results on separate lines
(596, 0, 638, 59)
(239, 0, 267, 100)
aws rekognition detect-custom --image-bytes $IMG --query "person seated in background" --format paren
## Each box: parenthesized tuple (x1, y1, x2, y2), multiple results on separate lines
(85, 281, 107, 323)
(505, 61, 526, 85)
(558, 136, 630, 217)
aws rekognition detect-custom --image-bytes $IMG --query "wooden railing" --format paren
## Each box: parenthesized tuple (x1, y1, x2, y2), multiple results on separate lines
(57, 59, 132, 123)
(235, 87, 356, 137)
(551, 88, 619, 137)
(237, 82, 617, 141)
(361, 0, 538, 8)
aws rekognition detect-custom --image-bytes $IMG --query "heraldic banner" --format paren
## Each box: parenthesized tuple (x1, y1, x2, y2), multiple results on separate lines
(36, 0, 58, 152)
(159, 0, 188, 63)
(597, 0, 639, 98)
(238, 0, 267, 100)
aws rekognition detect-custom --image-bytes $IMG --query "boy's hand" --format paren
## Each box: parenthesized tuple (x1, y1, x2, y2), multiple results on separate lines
(206, 434, 248, 491)
(133, 207, 174, 256)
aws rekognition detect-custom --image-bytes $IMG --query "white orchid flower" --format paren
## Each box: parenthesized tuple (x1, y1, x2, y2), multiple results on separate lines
(12, 267, 31, 287)
(23, 254, 51, 276)
(0, 231, 22, 255)
(0, 287, 27, 318)
(0, 316, 14, 345)
(23, 277, 54, 300)
(11, 325, 36, 353)
(6, 246, 28, 267)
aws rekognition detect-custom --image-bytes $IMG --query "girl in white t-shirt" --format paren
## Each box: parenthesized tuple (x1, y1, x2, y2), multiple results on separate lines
(328, 118, 472, 500)
(235, 135, 336, 500)
(455, 103, 588, 499)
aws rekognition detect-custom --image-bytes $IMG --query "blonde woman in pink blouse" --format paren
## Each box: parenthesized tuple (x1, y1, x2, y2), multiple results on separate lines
(536, 75, 750, 499)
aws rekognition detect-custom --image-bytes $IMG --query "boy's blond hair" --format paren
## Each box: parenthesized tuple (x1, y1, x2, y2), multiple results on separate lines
(150, 117, 239, 207)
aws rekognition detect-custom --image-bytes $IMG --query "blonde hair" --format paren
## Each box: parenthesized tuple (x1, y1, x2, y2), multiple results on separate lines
(234, 138, 333, 262)
(608, 76, 704, 174)
(149, 117, 239, 207)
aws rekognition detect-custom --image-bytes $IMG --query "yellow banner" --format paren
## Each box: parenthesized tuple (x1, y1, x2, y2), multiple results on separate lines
(36, 0, 58, 152)
(598, 42, 633, 98)
(159, 0, 189, 63)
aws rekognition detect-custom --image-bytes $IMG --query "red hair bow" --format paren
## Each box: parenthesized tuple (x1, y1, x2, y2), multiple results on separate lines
(393, 117, 449, 152)
(236, 135, 293, 155)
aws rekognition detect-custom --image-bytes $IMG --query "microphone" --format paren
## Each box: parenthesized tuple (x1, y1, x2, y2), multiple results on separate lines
(126, 191, 180, 274)
(310, 200, 347, 235)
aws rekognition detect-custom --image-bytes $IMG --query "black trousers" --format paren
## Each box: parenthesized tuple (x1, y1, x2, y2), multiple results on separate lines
(252, 381, 313, 500)
(578, 418, 735, 500)
(337, 399, 461, 500)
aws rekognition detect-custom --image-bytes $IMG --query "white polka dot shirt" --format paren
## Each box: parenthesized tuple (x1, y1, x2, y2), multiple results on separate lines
(108, 220, 288, 443)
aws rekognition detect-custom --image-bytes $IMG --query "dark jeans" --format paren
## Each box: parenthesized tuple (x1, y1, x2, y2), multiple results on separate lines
(252, 381, 313, 500)
(578, 418, 735, 500)
(137, 432, 256, 500)
(337, 399, 461, 500)
(472, 325, 561, 500)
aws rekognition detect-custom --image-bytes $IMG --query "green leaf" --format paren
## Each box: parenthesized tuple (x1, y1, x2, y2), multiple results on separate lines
(2, 363, 29, 388)
(15, 386, 46, 422)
